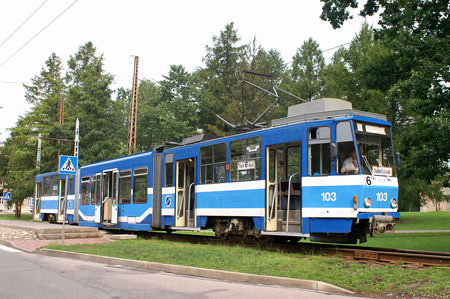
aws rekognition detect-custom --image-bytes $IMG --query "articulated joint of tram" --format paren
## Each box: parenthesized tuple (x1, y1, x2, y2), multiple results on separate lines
(369, 215, 395, 236)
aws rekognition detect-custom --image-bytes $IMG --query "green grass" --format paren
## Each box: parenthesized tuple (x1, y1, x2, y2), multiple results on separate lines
(0, 214, 33, 221)
(361, 232, 450, 252)
(47, 238, 450, 298)
(396, 211, 450, 231)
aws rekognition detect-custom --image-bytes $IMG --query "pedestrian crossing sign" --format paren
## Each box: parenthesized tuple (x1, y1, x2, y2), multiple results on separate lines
(59, 155, 78, 174)
(3, 192, 11, 201)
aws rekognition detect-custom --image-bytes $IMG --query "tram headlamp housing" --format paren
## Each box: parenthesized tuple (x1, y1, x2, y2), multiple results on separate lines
(364, 197, 372, 208)
(391, 198, 398, 208)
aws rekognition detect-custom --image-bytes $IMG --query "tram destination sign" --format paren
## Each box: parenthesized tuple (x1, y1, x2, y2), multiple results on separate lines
(58, 155, 78, 175)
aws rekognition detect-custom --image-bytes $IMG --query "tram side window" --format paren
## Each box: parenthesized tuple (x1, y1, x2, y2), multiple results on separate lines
(133, 168, 148, 204)
(43, 176, 51, 196)
(337, 121, 357, 175)
(165, 153, 173, 187)
(230, 137, 262, 182)
(287, 146, 301, 182)
(90, 175, 101, 206)
(80, 177, 90, 205)
(95, 175, 102, 205)
(308, 127, 331, 176)
(119, 170, 131, 204)
(68, 176, 74, 195)
(201, 143, 227, 184)
(51, 175, 58, 196)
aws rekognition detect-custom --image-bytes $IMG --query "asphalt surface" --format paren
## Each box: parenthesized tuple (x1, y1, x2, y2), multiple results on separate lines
(0, 245, 366, 299)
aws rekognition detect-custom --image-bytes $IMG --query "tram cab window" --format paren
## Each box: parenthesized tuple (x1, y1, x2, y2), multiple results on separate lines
(43, 176, 51, 196)
(119, 170, 131, 204)
(354, 122, 395, 176)
(133, 168, 148, 204)
(230, 137, 262, 182)
(80, 177, 90, 205)
(308, 127, 331, 176)
(337, 121, 358, 175)
(165, 153, 174, 187)
(201, 143, 227, 184)
(51, 175, 58, 196)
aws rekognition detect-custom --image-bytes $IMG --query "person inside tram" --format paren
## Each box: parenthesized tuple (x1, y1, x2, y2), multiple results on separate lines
(341, 150, 359, 174)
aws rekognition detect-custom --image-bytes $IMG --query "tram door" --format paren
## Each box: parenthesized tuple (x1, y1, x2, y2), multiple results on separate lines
(266, 147, 278, 231)
(102, 170, 119, 225)
(94, 173, 102, 223)
(175, 159, 196, 227)
(57, 178, 67, 222)
(266, 143, 302, 233)
(33, 182, 42, 220)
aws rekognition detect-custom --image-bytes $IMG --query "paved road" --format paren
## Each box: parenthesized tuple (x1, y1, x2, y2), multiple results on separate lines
(0, 245, 365, 299)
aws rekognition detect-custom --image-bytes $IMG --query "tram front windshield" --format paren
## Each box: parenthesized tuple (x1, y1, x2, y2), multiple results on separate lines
(354, 122, 395, 176)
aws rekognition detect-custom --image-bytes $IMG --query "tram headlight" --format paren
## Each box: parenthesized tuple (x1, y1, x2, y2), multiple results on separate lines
(364, 197, 372, 208)
(391, 198, 398, 208)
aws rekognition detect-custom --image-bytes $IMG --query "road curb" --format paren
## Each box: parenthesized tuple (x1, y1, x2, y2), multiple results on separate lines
(39, 248, 354, 295)
(0, 239, 34, 253)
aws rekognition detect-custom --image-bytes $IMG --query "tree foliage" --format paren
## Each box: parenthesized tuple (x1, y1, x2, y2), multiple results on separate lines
(2, 14, 448, 212)
(321, 0, 450, 202)
(285, 38, 325, 101)
(65, 42, 125, 164)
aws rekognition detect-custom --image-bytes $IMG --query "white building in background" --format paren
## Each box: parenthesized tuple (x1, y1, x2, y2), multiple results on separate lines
(421, 187, 450, 212)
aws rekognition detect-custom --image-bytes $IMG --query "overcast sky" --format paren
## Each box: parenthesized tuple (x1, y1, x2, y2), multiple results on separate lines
(0, 0, 375, 142)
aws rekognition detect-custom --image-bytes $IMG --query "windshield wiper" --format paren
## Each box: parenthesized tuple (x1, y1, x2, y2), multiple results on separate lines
(361, 155, 374, 178)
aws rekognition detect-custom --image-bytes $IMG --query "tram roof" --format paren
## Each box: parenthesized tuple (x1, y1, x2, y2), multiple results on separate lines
(272, 98, 386, 127)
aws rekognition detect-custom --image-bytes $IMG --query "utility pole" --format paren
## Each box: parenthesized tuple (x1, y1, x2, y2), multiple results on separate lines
(58, 94, 64, 157)
(127, 56, 139, 155)
(36, 134, 42, 170)
(74, 118, 79, 158)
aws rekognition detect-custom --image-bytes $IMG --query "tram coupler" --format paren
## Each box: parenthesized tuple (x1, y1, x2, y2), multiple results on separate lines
(369, 215, 395, 236)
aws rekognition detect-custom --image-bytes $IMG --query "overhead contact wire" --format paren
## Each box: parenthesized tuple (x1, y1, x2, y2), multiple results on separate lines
(0, 0, 49, 49)
(0, 0, 79, 70)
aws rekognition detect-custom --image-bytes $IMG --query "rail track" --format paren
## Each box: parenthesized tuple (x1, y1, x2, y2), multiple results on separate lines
(135, 231, 450, 267)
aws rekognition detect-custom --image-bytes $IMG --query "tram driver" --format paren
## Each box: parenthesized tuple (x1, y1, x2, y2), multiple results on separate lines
(341, 150, 359, 174)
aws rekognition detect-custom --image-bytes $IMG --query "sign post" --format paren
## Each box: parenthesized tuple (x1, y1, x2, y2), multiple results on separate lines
(58, 155, 78, 245)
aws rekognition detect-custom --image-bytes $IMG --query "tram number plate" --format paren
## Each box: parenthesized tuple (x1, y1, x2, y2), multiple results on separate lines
(354, 251, 378, 260)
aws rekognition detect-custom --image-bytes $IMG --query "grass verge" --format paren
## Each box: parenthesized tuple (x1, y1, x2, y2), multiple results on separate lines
(0, 214, 33, 221)
(396, 211, 450, 231)
(361, 232, 450, 252)
(47, 238, 450, 298)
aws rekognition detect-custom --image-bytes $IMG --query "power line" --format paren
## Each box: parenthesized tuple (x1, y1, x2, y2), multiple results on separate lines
(0, 0, 48, 49)
(0, 0, 79, 70)
(284, 41, 352, 67)
(0, 81, 32, 84)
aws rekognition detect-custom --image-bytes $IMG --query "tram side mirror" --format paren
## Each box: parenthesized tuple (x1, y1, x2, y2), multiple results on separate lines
(330, 143, 337, 158)
(396, 153, 401, 167)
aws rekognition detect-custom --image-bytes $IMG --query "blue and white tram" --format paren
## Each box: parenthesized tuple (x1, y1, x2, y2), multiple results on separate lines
(33, 172, 76, 223)
(49, 98, 399, 244)
(77, 152, 153, 230)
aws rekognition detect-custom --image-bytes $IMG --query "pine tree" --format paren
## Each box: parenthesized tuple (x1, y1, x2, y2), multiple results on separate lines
(23, 53, 66, 173)
(65, 42, 124, 165)
(285, 38, 325, 101)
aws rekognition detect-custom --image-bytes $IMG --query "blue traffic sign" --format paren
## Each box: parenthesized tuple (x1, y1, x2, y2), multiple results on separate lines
(3, 192, 11, 201)
(59, 155, 78, 174)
